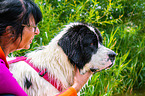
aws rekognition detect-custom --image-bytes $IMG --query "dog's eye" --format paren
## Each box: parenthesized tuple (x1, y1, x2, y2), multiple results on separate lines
(91, 43, 93, 46)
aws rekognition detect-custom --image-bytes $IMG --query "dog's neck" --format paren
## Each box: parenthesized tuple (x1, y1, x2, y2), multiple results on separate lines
(27, 42, 74, 90)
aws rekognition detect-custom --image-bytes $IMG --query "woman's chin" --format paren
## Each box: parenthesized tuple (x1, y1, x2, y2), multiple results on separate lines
(24, 46, 30, 49)
(18, 45, 30, 50)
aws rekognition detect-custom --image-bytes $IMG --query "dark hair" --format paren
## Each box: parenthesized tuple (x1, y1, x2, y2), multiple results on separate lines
(0, 0, 42, 41)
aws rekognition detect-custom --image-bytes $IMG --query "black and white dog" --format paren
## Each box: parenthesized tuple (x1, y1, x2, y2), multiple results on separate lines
(8, 22, 116, 96)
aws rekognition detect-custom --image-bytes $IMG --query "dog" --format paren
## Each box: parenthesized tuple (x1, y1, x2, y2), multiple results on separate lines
(8, 22, 116, 96)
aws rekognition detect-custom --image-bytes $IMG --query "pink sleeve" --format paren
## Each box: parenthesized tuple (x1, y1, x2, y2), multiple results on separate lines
(0, 59, 28, 96)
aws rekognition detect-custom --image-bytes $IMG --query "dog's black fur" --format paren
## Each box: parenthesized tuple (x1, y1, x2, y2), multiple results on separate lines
(58, 24, 103, 69)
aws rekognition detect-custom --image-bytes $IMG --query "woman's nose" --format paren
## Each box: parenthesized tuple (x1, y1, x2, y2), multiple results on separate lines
(34, 27, 40, 35)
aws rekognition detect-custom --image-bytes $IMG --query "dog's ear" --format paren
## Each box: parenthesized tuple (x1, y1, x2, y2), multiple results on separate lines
(58, 25, 92, 69)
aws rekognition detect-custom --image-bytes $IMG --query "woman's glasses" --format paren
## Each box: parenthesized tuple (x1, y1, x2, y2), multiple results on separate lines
(22, 24, 37, 32)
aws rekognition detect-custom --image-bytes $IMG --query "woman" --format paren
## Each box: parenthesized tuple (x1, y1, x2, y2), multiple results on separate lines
(0, 0, 92, 96)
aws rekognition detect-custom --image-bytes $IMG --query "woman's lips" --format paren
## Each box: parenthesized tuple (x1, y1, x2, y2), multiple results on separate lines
(30, 39, 33, 43)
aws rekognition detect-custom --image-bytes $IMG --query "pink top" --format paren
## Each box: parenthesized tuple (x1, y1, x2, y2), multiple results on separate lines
(0, 46, 27, 96)
(0, 47, 77, 96)
(0, 59, 28, 96)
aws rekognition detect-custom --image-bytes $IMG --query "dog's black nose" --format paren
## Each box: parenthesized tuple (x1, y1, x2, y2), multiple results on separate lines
(108, 52, 116, 62)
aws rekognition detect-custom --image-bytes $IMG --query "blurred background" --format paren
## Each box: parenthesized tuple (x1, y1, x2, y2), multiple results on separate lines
(11, 0, 145, 95)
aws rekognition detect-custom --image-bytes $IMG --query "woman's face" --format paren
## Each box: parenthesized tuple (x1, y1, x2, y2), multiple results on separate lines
(17, 15, 40, 49)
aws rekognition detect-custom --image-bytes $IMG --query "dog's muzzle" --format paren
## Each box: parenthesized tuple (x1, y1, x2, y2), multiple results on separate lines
(90, 52, 116, 73)
(90, 68, 100, 73)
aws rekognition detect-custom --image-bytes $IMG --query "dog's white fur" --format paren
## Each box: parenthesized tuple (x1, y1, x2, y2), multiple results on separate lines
(8, 22, 115, 96)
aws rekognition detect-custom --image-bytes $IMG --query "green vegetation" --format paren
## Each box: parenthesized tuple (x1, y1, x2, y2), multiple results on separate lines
(12, 0, 145, 95)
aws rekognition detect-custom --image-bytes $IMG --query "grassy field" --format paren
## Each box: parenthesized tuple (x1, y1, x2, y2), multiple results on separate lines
(12, 0, 145, 95)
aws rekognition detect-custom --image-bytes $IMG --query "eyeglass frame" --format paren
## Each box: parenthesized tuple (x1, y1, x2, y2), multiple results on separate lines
(22, 24, 38, 32)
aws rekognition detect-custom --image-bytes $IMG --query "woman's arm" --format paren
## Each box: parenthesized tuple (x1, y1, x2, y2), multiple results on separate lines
(56, 69, 92, 96)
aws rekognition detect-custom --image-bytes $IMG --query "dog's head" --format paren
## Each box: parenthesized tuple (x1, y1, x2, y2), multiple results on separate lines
(58, 22, 116, 74)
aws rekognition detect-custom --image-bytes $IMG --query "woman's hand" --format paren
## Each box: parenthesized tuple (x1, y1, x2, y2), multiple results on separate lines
(72, 68, 93, 92)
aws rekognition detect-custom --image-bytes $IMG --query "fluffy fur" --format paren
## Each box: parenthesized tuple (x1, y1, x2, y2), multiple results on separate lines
(8, 22, 116, 96)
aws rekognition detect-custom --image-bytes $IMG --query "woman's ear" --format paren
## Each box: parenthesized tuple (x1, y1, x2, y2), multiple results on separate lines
(5, 26, 15, 38)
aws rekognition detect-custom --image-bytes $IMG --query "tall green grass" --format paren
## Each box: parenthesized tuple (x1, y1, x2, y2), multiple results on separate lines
(12, 0, 145, 95)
